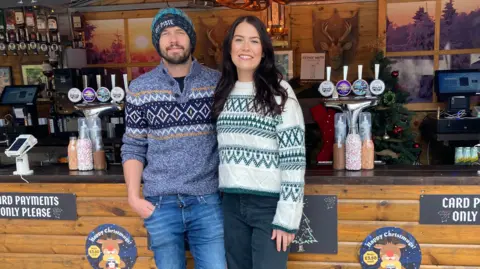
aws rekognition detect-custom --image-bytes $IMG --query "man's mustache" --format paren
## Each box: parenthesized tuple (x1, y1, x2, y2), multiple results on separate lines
(167, 45, 185, 50)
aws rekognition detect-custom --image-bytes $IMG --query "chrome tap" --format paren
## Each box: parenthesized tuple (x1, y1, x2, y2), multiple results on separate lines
(0, 133, 9, 147)
(74, 103, 123, 119)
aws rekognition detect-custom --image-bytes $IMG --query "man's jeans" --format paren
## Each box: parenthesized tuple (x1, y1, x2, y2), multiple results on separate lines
(222, 193, 290, 269)
(144, 193, 226, 269)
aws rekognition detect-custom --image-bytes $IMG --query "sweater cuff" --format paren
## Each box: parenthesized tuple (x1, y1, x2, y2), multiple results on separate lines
(121, 154, 146, 166)
(272, 200, 303, 234)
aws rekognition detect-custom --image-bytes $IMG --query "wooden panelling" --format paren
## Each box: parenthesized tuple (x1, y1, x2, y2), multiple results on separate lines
(0, 183, 128, 197)
(0, 253, 479, 269)
(83, 2, 377, 81)
(306, 185, 480, 199)
(289, 2, 377, 80)
(2, 183, 480, 268)
(76, 197, 418, 220)
(1, 55, 46, 86)
(7, 183, 480, 199)
(338, 199, 419, 221)
(3, 216, 480, 245)
(2, 235, 480, 266)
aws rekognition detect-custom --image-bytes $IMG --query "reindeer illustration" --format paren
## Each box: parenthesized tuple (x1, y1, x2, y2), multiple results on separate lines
(198, 17, 229, 70)
(373, 242, 406, 269)
(312, 9, 358, 71)
(207, 28, 223, 68)
(320, 21, 352, 70)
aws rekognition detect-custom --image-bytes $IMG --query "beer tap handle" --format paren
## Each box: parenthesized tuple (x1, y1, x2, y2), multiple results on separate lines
(96, 74, 101, 89)
(123, 74, 128, 92)
(111, 74, 116, 88)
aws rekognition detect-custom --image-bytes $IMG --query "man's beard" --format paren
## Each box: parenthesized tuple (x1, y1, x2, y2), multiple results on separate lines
(160, 45, 191, 65)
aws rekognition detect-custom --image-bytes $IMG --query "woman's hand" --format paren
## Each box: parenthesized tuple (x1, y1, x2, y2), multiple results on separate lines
(271, 229, 295, 252)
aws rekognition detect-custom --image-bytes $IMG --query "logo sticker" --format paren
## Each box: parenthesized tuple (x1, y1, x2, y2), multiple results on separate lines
(359, 227, 422, 269)
(86, 224, 138, 269)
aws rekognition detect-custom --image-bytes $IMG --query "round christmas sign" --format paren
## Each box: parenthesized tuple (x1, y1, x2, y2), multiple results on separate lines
(86, 224, 138, 269)
(359, 227, 421, 269)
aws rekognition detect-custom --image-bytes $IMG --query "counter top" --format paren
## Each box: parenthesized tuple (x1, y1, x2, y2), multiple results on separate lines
(0, 164, 478, 185)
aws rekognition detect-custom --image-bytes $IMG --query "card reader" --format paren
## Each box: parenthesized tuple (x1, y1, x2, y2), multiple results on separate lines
(4, 134, 37, 175)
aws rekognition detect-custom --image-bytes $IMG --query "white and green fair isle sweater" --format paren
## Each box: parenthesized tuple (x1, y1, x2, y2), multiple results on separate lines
(217, 80, 306, 233)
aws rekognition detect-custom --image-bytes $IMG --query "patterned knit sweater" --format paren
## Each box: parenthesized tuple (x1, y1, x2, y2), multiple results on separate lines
(217, 80, 306, 233)
(121, 60, 221, 197)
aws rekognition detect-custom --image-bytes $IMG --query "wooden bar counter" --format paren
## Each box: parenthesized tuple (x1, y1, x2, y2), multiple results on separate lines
(0, 164, 480, 268)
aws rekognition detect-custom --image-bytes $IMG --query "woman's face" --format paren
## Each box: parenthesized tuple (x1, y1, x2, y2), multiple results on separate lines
(230, 21, 263, 75)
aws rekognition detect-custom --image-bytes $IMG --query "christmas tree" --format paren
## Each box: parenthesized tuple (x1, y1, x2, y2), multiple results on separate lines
(368, 51, 422, 164)
(292, 212, 318, 252)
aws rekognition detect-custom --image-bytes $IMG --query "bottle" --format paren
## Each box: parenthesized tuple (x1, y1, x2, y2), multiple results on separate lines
(68, 135, 78, 170)
(77, 118, 93, 171)
(360, 113, 374, 170)
(455, 147, 463, 164)
(345, 121, 362, 171)
(333, 113, 346, 170)
(91, 118, 106, 170)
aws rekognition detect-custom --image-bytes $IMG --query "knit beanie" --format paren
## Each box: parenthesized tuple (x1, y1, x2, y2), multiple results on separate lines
(151, 7, 196, 55)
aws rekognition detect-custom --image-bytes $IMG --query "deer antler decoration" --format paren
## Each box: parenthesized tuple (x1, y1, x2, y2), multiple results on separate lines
(206, 28, 222, 67)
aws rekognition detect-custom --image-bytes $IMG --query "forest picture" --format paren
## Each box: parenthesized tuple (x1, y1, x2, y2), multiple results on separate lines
(439, 0, 480, 69)
(129, 18, 161, 63)
(386, 1, 436, 52)
(390, 56, 434, 103)
(85, 19, 126, 64)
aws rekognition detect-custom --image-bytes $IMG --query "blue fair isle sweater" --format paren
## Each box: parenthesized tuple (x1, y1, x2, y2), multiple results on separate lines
(121, 60, 220, 197)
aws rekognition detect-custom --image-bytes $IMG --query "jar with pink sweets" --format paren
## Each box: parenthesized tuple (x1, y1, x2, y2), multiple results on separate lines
(345, 121, 362, 171)
(77, 118, 93, 171)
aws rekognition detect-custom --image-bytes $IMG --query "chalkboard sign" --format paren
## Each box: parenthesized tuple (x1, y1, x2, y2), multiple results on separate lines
(290, 195, 338, 254)
(420, 194, 480, 225)
(0, 192, 77, 220)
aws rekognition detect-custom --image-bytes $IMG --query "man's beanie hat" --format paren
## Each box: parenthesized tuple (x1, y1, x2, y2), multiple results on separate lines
(151, 7, 196, 55)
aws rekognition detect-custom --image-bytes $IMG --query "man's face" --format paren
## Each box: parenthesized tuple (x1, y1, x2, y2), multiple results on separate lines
(159, 26, 191, 65)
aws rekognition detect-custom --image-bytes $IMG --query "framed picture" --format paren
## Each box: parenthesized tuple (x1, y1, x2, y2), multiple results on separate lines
(21, 64, 46, 85)
(0, 67, 13, 95)
(274, 50, 294, 81)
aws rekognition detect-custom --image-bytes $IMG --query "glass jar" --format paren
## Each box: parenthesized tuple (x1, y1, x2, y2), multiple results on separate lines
(68, 135, 78, 170)
(77, 118, 93, 171)
(360, 112, 374, 170)
(455, 147, 463, 164)
(345, 123, 362, 170)
(333, 113, 346, 170)
(91, 118, 106, 170)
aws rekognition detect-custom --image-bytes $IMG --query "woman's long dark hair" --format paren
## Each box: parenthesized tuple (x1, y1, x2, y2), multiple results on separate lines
(213, 16, 288, 119)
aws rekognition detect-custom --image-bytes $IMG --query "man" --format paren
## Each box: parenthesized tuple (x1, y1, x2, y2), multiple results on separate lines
(121, 7, 225, 269)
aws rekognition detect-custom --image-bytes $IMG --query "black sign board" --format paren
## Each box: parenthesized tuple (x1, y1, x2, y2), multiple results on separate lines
(0, 192, 77, 220)
(420, 195, 480, 225)
(290, 195, 338, 254)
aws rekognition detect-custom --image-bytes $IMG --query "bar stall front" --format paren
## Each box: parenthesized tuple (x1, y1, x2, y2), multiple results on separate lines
(0, 0, 479, 268)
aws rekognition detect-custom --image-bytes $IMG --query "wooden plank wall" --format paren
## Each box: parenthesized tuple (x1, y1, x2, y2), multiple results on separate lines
(290, 2, 378, 82)
(82, 1, 378, 81)
(1, 183, 480, 268)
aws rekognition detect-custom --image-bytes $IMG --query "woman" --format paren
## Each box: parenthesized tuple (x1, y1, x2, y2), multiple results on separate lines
(213, 15, 306, 269)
